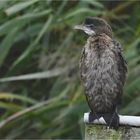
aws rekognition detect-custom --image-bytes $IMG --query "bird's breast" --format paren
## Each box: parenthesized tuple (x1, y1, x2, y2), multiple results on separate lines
(81, 37, 121, 112)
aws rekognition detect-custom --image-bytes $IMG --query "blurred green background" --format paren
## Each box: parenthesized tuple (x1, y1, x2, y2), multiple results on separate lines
(0, 0, 140, 139)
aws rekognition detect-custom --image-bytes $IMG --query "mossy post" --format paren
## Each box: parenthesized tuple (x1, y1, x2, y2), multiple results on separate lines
(84, 113, 140, 140)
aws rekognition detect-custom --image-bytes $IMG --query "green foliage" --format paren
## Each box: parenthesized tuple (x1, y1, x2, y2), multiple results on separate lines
(0, 0, 139, 139)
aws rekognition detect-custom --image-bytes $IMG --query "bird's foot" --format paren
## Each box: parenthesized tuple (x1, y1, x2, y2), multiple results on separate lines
(103, 112, 119, 130)
(89, 112, 102, 122)
(89, 112, 119, 130)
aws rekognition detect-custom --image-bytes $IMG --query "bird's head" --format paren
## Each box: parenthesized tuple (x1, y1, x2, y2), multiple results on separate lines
(74, 17, 112, 38)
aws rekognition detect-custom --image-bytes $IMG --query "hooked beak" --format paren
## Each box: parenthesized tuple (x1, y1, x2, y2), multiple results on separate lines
(74, 25, 95, 36)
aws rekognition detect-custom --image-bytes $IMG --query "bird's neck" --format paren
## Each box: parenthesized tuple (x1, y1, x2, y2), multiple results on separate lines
(87, 33, 113, 47)
(96, 26, 113, 38)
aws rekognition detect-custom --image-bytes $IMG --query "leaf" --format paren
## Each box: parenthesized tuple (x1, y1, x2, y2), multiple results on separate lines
(0, 1, 8, 10)
(0, 94, 64, 128)
(12, 23, 43, 43)
(124, 38, 140, 61)
(0, 101, 22, 111)
(111, 1, 135, 14)
(0, 92, 37, 104)
(81, 0, 104, 8)
(0, 67, 68, 82)
(0, 28, 19, 67)
(34, 15, 53, 44)
(5, 0, 39, 16)
(0, 9, 52, 35)
(124, 77, 140, 95)
(62, 8, 102, 20)
(120, 97, 140, 115)
(10, 15, 53, 70)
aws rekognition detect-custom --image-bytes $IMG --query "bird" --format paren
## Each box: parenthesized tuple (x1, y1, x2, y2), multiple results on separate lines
(74, 17, 127, 129)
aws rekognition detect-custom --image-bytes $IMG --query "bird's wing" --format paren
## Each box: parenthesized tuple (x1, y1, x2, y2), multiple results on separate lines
(79, 47, 86, 81)
(110, 40, 127, 105)
(113, 40, 127, 86)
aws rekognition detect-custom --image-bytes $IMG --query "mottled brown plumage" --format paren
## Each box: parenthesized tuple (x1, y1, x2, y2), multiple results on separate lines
(74, 17, 127, 128)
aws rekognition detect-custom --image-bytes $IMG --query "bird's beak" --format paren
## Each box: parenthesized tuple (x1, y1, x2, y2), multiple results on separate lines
(74, 25, 95, 36)
(74, 25, 86, 30)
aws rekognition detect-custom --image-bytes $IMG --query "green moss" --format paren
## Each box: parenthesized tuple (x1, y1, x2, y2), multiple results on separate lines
(85, 124, 134, 140)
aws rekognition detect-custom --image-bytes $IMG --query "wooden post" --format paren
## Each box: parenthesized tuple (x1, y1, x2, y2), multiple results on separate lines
(84, 113, 140, 140)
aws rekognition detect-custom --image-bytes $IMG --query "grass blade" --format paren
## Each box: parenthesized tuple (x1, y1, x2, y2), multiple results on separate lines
(0, 67, 68, 82)
(0, 28, 19, 67)
(0, 92, 37, 104)
(10, 15, 53, 70)
(5, 0, 39, 16)
(0, 9, 52, 35)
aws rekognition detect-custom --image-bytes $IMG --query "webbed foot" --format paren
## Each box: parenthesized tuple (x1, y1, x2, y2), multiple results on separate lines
(103, 112, 119, 130)
(89, 112, 119, 130)
(89, 112, 101, 122)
